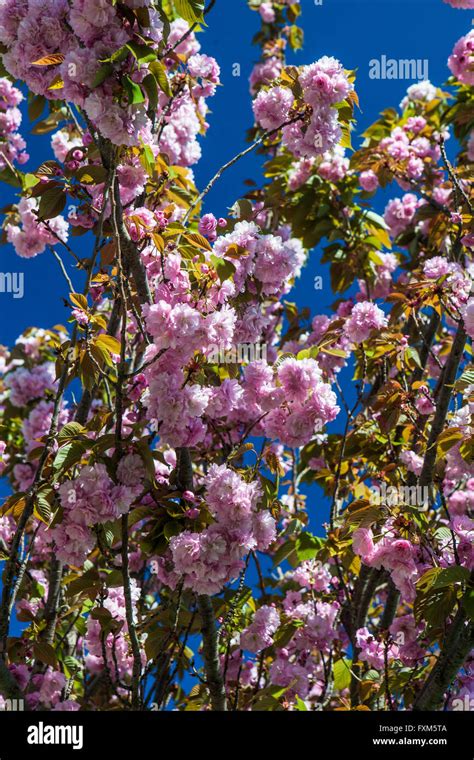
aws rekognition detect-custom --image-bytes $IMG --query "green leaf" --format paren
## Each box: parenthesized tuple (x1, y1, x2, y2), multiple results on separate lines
(75, 165, 108, 185)
(272, 539, 296, 567)
(294, 531, 322, 562)
(174, 0, 205, 24)
(125, 41, 157, 64)
(23, 173, 40, 190)
(65, 568, 100, 598)
(69, 292, 88, 311)
(107, 46, 129, 64)
(405, 347, 422, 370)
(365, 211, 389, 229)
(184, 232, 212, 251)
(0, 165, 22, 188)
(417, 566, 469, 593)
(414, 586, 457, 627)
(123, 75, 146, 105)
(253, 684, 288, 711)
(149, 60, 172, 98)
(136, 439, 157, 481)
(63, 656, 82, 676)
(462, 588, 474, 622)
(142, 73, 159, 112)
(459, 436, 474, 464)
(91, 63, 114, 88)
(230, 198, 253, 221)
(163, 521, 182, 541)
(145, 629, 167, 661)
(34, 493, 53, 525)
(288, 25, 304, 51)
(272, 621, 301, 649)
(210, 255, 236, 283)
(333, 658, 352, 691)
(52, 440, 88, 475)
(94, 334, 121, 354)
(295, 696, 307, 711)
(37, 186, 66, 220)
(455, 367, 474, 392)
(31, 53, 65, 66)
(28, 94, 46, 122)
(435, 428, 465, 460)
(33, 641, 58, 668)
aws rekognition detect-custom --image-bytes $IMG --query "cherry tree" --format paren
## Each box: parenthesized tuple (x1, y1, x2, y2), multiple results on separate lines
(0, 0, 472, 712)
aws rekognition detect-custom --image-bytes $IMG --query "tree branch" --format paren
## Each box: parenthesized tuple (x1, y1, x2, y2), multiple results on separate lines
(418, 322, 466, 489)
(414, 600, 474, 711)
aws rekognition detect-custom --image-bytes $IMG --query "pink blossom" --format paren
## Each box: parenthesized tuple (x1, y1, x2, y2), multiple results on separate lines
(117, 453, 145, 487)
(6, 197, 69, 259)
(448, 30, 474, 85)
(259, 2, 275, 23)
(423, 256, 451, 279)
(444, 0, 474, 6)
(198, 213, 218, 241)
(356, 627, 399, 669)
(462, 298, 474, 340)
(360, 170, 379, 192)
(5, 363, 56, 407)
(344, 302, 387, 344)
(384, 194, 419, 238)
(253, 86, 294, 131)
(277, 358, 322, 402)
(353, 528, 376, 563)
(299, 57, 352, 107)
(249, 57, 282, 94)
(240, 606, 280, 653)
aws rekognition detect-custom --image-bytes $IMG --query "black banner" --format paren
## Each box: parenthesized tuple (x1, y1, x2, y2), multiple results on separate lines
(0, 710, 470, 758)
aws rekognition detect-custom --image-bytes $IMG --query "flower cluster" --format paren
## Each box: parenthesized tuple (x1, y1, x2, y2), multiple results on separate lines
(343, 301, 388, 345)
(4, 363, 56, 407)
(0, 77, 28, 170)
(353, 526, 420, 601)
(85, 582, 143, 680)
(6, 197, 69, 259)
(240, 605, 280, 653)
(157, 465, 276, 595)
(262, 357, 340, 448)
(253, 56, 353, 158)
(356, 627, 399, 669)
(384, 193, 420, 239)
(0, 2, 219, 158)
(448, 30, 474, 85)
(213, 220, 305, 295)
(52, 463, 139, 565)
(380, 122, 442, 183)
